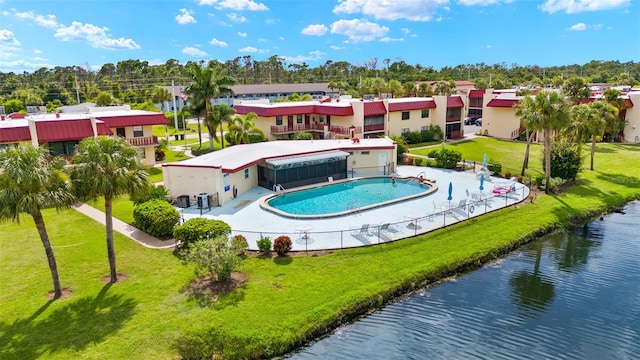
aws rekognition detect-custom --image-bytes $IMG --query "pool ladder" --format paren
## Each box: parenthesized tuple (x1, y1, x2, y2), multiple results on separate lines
(273, 184, 286, 192)
(346, 199, 360, 214)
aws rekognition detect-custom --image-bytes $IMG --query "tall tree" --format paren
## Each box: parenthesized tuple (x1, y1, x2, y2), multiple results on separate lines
(587, 101, 618, 169)
(70, 136, 149, 283)
(0, 146, 75, 298)
(515, 91, 570, 193)
(211, 104, 236, 149)
(186, 65, 236, 150)
(563, 76, 591, 105)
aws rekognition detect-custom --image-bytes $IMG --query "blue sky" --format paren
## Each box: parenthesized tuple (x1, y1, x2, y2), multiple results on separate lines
(0, 0, 638, 73)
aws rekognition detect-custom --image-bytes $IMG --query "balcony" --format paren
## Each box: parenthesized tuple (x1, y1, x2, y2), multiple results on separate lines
(270, 124, 327, 134)
(364, 123, 384, 132)
(127, 136, 158, 147)
(329, 125, 362, 135)
(446, 116, 461, 123)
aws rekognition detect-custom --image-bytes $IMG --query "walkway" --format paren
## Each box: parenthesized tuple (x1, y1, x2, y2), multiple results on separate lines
(73, 203, 176, 249)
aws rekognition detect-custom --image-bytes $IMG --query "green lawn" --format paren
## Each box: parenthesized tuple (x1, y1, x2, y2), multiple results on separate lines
(146, 167, 163, 184)
(2, 139, 639, 359)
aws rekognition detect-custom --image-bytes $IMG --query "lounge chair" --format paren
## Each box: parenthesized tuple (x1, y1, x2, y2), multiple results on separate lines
(358, 223, 372, 236)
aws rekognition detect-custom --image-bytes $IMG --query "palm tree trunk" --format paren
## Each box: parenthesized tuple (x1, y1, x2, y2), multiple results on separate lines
(33, 209, 62, 298)
(521, 130, 535, 176)
(197, 116, 202, 147)
(105, 195, 118, 283)
(219, 123, 225, 149)
(544, 129, 552, 194)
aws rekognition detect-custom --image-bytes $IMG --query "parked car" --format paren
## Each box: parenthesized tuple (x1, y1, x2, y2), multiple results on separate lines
(464, 117, 476, 125)
(475, 118, 482, 126)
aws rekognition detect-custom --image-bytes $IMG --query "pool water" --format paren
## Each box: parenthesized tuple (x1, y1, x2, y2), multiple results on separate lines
(262, 177, 434, 218)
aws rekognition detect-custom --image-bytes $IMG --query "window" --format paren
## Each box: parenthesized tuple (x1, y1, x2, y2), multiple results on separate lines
(401, 128, 409, 135)
(401, 111, 410, 120)
(133, 126, 143, 137)
(421, 109, 429, 118)
(296, 115, 303, 124)
(319, 115, 325, 123)
(276, 116, 283, 125)
(361, 151, 370, 155)
(116, 128, 126, 137)
(420, 126, 429, 132)
(244, 168, 249, 179)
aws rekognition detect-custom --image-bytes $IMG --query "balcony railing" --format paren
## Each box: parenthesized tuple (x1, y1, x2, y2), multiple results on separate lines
(364, 124, 384, 132)
(446, 116, 461, 123)
(329, 125, 362, 135)
(270, 124, 325, 134)
(127, 136, 158, 147)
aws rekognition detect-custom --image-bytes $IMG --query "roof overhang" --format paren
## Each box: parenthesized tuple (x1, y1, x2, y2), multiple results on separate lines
(266, 150, 350, 168)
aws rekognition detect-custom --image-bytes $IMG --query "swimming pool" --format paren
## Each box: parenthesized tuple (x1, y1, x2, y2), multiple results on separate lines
(261, 176, 437, 218)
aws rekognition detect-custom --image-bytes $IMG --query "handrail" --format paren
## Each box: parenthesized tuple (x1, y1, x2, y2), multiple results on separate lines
(273, 184, 286, 192)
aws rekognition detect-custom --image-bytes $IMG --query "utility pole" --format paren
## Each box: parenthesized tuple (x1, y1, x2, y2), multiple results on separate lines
(74, 71, 80, 103)
(172, 79, 178, 131)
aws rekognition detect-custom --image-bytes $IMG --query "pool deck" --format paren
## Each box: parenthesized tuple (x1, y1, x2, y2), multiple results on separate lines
(179, 166, 531, 251)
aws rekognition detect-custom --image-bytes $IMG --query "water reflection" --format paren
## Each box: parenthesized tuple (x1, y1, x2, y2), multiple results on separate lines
(509, 241, 555, 315)
(290, 202, 640, 360)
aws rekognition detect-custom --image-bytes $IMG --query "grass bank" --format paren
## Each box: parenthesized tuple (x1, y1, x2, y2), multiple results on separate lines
(1, 141, 639, 359)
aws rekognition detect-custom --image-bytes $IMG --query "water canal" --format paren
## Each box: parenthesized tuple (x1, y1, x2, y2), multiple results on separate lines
(289, 201, 640, 359)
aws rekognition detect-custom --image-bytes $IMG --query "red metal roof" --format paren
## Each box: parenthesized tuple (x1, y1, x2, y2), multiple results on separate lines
(469, 89, 485, 99)
(447, 96, 464, 108)
(315, 104, 354, 116)
(97, 113, 168, 128)
(96, 123, 114, 136)
(7, 112, 25, 119)
(487, 98, 520, 107)
(0, 127, 31, 143)
(387, 100, 435, 112)
(36, 119, 95, 142)
(364, 101, 387, 116)
(234, 104, 316, 117)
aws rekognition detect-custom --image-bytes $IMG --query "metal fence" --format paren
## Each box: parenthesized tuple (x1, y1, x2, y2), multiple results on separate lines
(231, 183, 530, 253)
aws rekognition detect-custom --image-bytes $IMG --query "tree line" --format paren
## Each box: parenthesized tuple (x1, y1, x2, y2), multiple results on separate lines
(1, 57, 638, 113)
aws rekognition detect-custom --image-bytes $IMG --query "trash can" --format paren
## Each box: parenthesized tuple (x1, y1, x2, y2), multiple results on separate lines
(197, 193, 209, 209)
(177, 195, 190, 208)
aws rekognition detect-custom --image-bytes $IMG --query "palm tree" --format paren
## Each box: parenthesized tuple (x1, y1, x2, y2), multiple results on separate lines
(210, 104, 236, 149)
(514, 98, 538, 177)
(587, 101, 618, 170)
(228, 113, 264, 144)
(152, 86, 173, 140)
(186, 65, 236, 150)
(70, 136, 149, 283)
(516, 91, 570, 193)
(0, 146, 75, 298)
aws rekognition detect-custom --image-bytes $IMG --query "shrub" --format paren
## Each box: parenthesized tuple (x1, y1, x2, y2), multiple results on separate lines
(412, 158, 423, 166)
(133, 199, 180, 238)
(503, 171, 512, 179)
(273, 236, 292, 256)
(403, 131, 422, 145)
(427, 147, 462, 169)
(130, 184, 169, 205)
(256, 236, 272, 255)
(173, 218, 231, 250)
(545, 141, 583, 181)
(183, 236, 240, 282)
(190, 145, 215, 156)
(487, 160, 502, 174)
(420, 125, 443, 142)
(231, 234, 249, 257)
(534, 174, 545, 188)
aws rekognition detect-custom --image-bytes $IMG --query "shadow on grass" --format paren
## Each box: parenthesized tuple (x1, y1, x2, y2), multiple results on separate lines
(182, 275, 247, 309)
(0, 284, 136, 360)
(595, 172, 640, 188)
(273, 256, 293, 265)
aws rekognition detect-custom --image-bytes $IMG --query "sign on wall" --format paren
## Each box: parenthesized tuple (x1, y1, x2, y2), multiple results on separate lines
(224, 173, 230, 191)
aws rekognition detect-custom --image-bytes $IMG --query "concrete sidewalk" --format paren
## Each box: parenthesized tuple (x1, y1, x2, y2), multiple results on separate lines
(73, 203, 176, 249)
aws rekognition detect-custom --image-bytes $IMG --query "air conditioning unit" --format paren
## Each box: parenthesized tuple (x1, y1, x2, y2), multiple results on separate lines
(381, 93, 392, 99)
(363, 94, 375, 100)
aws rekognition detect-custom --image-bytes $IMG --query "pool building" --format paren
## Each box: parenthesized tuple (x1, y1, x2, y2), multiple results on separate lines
(162, 137, 398, 207)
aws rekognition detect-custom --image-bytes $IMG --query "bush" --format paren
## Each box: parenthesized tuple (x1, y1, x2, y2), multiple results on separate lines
(273, 236, 292, 256)
(183, 236, 240, 282)
(412, 158, 423, 166)
(231, 234, 249, 257)
(190, 145, 215, 156)
(256, 237, 272, 255)
(173, 218, 232, 250)
(427, 147, 462, 169)
(420, 125, 443, 142)
(130, 184, 169, 205)
(545, 141, 583, 181)
(487, 160, 502, 174)
(403, 131, 422, 145)
(133, 199, 180, 238)
(503, 171, 512, 179)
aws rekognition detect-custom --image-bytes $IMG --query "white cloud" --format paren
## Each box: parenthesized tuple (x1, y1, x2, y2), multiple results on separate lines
(380, 37, 404, 43)
(592, 23, 602, 30)
(257, 38, 267, 43)
(283, 50, 325, 63)
(569, 22, 587, 31)
(209, 38, 228, 47)
(33, 49, 42, 54)
(11, 10, 59, 28)
(330, 19, 389, 42)
(0, 59, 56, 72)
(333, 0, 448, 21)
(239, 46, 268, 53)
(457, 0, 508, 5)
(278, 36, 285, 40)
(238, 32, 247, 37)
(265, 18, 279, 25)
(482, 44, 493, 48)
(176, 9, 197, 24)
(301, 24, 328, 36)
(331, 45, 345, 50)
(0, 29, 20, 45)
(182, 46, 208, 57)
(227, 13, 247, 23)
(400, 27, 411, 35)
(540, 0, 630, 14)
(198, 0, 268, 11)
(54, 21, 140, 50)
